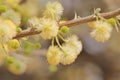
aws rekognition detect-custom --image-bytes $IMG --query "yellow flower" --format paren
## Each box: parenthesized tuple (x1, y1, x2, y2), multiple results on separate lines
(40, 19, 59, 40)
(43, 1, 64, 21)
(90, 20, 113, 42)
(66, 35, 82, 55)
(60, 44, 78, 65)
(0, 19, 17, 43)
(47, 46, 61, 66)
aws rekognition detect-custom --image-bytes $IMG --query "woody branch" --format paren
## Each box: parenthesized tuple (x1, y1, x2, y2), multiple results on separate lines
(13, 8, 120, 39)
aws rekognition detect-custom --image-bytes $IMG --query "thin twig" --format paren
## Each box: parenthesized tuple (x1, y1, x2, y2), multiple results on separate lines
(13, 8, 120, 39)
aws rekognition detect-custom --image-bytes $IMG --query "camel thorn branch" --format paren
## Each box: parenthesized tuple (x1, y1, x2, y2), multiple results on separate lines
(13, 8, 120, 39)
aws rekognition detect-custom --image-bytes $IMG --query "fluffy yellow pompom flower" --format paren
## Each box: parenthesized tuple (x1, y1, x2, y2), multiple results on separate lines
(40, 19, 59, 40)
(0, 19, 17, 43)
(6, 57, 27, 75)
(59, 35, 83, 65)
(47, 46, 62, 66)
(66, 35, 82, 55)
(90, 20, 113, 42)
(60, 44, 78, 65)
(44, 1, 64, 21)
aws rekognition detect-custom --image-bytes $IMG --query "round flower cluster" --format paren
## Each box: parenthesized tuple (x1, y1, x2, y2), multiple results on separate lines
(47, 35, 83, 65)
(60, 35, 82, 65)
(47, 46, 62, 65)
(40, 19, 59, 40)
(43, 1, 64, 21)
(89, 20, 113, 42)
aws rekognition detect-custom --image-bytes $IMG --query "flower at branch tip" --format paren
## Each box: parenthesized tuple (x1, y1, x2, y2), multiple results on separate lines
(43, 1, 64, 21)
(0, 19, 17, 43)
(90, 20, 113, 42)
(47, 46, 62, 66)
(40, 19, 59, 40)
